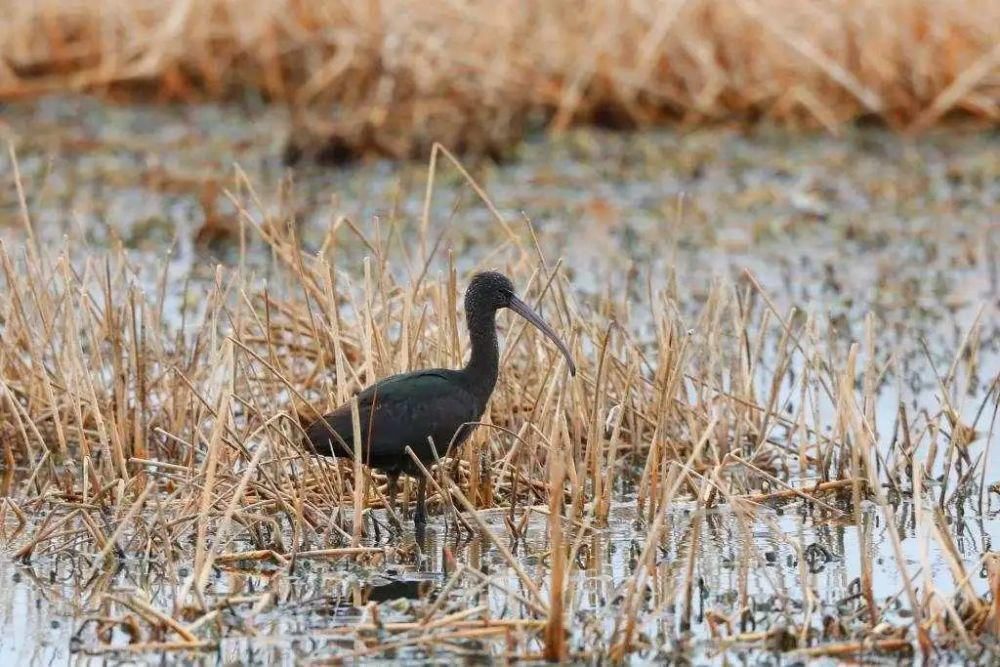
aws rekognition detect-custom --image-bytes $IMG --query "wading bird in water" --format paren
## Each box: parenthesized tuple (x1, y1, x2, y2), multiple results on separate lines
(304, 271, 576, 526)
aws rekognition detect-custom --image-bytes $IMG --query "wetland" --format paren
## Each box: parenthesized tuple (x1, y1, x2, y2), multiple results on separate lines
(1, 96, 999, 664)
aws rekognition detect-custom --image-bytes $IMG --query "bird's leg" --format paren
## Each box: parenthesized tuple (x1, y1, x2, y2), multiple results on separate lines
(386, 471, 401, 529)
(414, 476, 428, 527)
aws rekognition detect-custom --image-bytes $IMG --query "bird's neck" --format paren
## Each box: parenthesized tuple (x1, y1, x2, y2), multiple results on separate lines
(463, 308, 499, 402)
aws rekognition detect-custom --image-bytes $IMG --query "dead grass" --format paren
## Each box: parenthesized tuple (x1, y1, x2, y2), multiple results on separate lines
(1, 147, 998, 660)
(0, 1, 998, 158)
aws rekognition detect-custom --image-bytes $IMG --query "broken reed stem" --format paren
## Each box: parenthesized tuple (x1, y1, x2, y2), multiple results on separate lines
(351, 395, 364, 547)
(543, 429, 567, 662)
(77, 641, 217, 655)
(794, 638, 913, 657)
(679, 497, 703, 633)
(6, 141, 39, 265)
(107, 594, 199, 644)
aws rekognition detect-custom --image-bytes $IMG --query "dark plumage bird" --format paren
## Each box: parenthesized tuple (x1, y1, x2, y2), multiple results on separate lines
(304, 271, 576, 526)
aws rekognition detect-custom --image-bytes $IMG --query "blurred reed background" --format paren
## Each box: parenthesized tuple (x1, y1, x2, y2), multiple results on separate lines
(1, 0, 997, 159)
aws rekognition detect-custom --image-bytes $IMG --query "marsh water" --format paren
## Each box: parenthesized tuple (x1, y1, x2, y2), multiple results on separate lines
(3, 500, 1000, 664)
(1, 96, 999, 663)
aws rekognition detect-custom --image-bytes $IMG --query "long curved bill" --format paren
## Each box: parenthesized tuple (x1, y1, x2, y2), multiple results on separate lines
(508, 295, 577, 376)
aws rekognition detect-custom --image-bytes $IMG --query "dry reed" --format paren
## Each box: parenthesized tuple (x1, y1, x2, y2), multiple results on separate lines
(0, 147, 998, 660)
(0, 0, 997, 159)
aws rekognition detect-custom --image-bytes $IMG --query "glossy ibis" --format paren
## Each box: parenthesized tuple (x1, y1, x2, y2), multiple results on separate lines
(304, 271, 576, 526)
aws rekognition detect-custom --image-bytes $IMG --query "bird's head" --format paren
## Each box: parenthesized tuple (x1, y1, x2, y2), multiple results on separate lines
(466, 271, 516, 312)
(465, 271, 576, 376)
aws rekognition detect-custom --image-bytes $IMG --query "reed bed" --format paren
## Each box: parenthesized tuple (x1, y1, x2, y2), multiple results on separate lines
(1, 0, 998, 159)
(0, 155, 998, 661)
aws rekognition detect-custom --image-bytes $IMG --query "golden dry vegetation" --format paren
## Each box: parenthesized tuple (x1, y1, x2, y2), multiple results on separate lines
(1, 0, 998, 158)
(1, 163, 998, 659)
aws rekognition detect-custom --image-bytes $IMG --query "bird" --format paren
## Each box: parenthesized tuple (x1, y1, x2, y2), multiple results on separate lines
(303, 271, 576, 526)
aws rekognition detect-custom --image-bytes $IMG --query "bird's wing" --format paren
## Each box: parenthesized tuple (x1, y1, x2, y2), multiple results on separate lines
(304, 370, 481, 467)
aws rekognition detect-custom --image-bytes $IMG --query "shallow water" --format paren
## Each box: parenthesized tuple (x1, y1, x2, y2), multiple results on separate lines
(4, 498, 1000, 664)
(1, 96, 999, 662)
